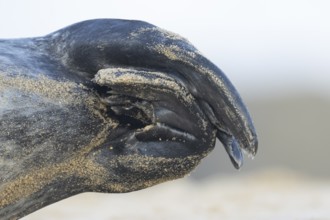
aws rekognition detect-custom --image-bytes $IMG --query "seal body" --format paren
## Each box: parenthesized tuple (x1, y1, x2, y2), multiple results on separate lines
(0, 19, 257, 219)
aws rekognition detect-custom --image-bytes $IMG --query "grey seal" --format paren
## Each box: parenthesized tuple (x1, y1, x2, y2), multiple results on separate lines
(0, 19, 258, 219)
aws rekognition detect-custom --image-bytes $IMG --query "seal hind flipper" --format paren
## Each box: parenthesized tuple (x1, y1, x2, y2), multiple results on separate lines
(0, 19, 258, 219)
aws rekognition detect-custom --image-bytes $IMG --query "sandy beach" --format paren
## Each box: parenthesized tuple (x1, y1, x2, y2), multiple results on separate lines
(22, 169, 330, 220)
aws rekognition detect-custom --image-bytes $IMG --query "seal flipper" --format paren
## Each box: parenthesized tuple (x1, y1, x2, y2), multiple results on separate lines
(93, 67, 216, 157)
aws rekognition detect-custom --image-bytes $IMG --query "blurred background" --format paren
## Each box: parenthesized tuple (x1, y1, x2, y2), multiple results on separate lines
(1, 0, 329, 219)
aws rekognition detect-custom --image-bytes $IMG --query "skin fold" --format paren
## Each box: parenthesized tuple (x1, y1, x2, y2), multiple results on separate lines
(0, 19, 258, 219)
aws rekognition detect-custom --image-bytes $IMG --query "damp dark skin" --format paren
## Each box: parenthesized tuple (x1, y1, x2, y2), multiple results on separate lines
(0, 19, 258, 219)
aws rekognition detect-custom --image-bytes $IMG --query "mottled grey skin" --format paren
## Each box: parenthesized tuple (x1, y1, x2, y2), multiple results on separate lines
(0, 19, 257, 219)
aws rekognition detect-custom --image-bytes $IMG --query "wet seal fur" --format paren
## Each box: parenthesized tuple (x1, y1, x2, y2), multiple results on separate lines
(0, 19, 258, 219)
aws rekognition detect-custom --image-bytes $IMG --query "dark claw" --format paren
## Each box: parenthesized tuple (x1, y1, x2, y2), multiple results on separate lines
(217, 131, 243, 169)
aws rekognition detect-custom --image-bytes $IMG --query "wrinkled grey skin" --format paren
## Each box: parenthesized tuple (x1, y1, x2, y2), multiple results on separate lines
(0, 19, 257, 219)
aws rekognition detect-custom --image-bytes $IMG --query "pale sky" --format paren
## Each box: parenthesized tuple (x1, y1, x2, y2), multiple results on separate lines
(0, 0, 329, 98)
